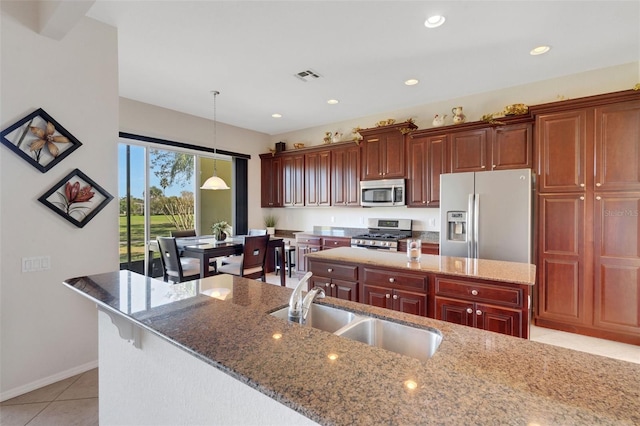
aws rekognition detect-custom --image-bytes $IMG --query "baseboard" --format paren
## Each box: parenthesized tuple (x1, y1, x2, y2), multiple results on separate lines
(0, 359, 99, 402)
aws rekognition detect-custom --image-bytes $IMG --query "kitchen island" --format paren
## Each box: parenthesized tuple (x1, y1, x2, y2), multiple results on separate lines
(64, 269, 639, 425)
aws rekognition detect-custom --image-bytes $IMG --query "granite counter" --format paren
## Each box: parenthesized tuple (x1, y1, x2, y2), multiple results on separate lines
(64, 271, 639, 425)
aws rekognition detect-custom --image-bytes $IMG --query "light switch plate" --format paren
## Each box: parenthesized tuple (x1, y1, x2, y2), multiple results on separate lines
(22, 256, 51, 272)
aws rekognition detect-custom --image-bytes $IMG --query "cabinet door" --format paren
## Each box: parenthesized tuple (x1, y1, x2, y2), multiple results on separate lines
(305, 151, 331, 206)
(362, 136, 383, 180)
(332, 145, 360, 206)
(260, 156, 282, 207)
(594, 101, 640, 192)
(383, 131, 406, 178)
(491, 123, 532, 170)
(393, 289, 427, 316)
(362, 284, 392, 310)
(434, 297, 473, 327)
(593, 192, 640, 334)
(297, 244, 320, 275)
(536, 110, 589, 192)
(408, 135, 446, 207)
(475, 304, 522, 337)
(333, 279, 358, 302)
(536, 193, 587, 324)
(283, 155, 305, 207)
(450, 128, 489, 173)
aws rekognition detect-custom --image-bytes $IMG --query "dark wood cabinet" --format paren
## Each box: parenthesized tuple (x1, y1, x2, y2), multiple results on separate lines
(331, 144, 360, 206)
(407, 134, 447, 207)
(491, 122, 532, 170)
(296, 235, 321, 276)
(450, 128, 490, 173)
(283, 154, 304, 207)
(308, 260, 358, 302)
(432, 276, 527, 338)
(361, 283, 427, 317)
(305, 150, 331, 206)
(359, 122, 417, 180)
(260, 155, 282, 207)
(533, 91, 640, 345)
(321, 237, 351, 250)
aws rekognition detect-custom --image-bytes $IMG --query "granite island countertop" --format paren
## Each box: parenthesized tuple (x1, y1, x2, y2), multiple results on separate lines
(306, 247, 536, 285)
(64, 271, 639, 425)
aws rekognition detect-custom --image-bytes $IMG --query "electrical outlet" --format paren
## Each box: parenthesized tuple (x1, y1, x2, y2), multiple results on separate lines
(428, 218, 436, 227)
(22, 256, 51, 272)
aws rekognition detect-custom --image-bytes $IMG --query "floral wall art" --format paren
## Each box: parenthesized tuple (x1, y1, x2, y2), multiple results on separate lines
(38, 169, 113, 228)
(0, 108, 82, 173)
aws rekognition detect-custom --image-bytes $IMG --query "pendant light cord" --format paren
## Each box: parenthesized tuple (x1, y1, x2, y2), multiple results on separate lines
(212, 90, 220, 175)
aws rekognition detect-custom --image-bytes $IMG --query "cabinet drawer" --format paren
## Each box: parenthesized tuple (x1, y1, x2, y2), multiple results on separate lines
(309, 261, 358, 281)
(322, 237, 351, 249)
(296, 236, 322, 246)
(362, 267, 427, 291)
(434, 277, 523, 308)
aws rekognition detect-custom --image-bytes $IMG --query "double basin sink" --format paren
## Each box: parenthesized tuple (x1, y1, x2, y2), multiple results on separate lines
(271, 304, 442, 362)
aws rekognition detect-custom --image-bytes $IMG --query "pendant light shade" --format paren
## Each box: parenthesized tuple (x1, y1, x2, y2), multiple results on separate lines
(201, 90, 230, 190)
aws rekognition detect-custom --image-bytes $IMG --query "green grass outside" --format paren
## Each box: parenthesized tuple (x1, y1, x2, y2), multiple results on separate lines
(119, 215, 179, 262)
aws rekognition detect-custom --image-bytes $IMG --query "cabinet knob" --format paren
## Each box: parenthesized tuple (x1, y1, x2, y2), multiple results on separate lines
(393, 294, 398, 300)
(580, 196, 585, 201)
(476, 310, 483, 315)
(580, 183, 585, 187)
(330, 283, 335, 288)
(327, 268, 333, 272)
(423, 201, 427, 204)
(596, 196, 602, 201)
(466, 308, 473, 314)
(596, 182, 602, 187)
(386, 294, 391, 298)
(325, 283, 330, 288)
(481, 165, 486, 169)
(334, 241, 338, 245)
(471, 289, 478, 296)
(492, 165, 496, 169)
(388, 277, 395, 283)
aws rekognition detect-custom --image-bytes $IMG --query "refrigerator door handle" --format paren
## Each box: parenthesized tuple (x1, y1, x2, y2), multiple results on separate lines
(467, 193, 474, 258)
(473, 194, 480, 259)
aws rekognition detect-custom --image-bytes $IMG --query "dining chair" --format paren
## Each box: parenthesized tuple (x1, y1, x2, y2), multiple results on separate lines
(171, 229, 197, 238)
(217, 234, 270, 281)
(248, 228, 267, 236)
(219, 229, 267, 266)
(157, 237, 210, 283)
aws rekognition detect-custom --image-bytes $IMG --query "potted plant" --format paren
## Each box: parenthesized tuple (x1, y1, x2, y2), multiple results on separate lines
(264, 214, 278, 235)
(211, 220, 230, 241)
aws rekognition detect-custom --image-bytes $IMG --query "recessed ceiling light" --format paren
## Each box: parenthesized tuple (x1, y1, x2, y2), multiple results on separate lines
(530, 45, 551, 56)
(424, 15, 445, 28)
(271, 113, 282, 118)
(327, 99, 339, 105)
(405, 79, 419, 86)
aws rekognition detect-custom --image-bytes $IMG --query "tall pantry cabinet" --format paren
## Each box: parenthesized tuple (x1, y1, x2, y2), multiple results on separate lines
(534, 91, 640, 345)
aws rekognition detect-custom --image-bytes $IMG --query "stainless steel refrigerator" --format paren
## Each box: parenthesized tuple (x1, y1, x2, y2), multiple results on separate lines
(439, 168, 533, 263)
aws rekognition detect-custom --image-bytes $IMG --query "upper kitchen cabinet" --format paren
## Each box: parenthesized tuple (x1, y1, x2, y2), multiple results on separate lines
(305, 150, 331, 206)
(407, 133, 448, 207)
(283, 153, 304, 207)
(332, 144, 361, 206)
(260, 154, 282, 207)
(359, 121, 417, 180)
(491, 122, 533, 170)
(450, 128, 490, 173)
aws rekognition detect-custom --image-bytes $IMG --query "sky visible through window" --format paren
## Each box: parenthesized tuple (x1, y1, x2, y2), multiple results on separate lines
(118, 144, 192, 199)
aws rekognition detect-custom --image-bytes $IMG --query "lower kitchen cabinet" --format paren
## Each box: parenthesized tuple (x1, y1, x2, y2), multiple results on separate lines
(308, 259, 358, 302)
(296, 235, 322, 276)
(432, 276, 529, 338)
(362, 284, 427, 316)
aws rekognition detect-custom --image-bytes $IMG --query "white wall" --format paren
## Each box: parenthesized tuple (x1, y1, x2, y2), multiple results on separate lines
(266, 62, 640, 232)
(119, 98, 271, 230)
(0, 13, 119, 399)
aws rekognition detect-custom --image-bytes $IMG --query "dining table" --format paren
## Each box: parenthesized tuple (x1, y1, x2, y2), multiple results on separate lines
(147, 235, 286, 287)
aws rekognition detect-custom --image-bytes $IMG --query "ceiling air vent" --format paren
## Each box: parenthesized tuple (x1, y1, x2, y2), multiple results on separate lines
(294, 69, 321, 82)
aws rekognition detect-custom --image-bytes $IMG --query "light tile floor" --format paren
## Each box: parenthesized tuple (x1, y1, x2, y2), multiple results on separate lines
(2, 272, 638, 425)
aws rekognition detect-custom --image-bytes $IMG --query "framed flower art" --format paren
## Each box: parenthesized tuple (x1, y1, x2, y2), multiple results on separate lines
(1, 108, 82, 173)
(38, 169, 113, 228)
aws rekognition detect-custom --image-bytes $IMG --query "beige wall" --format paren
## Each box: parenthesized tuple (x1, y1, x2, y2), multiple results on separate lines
(0, 15, 119, 399)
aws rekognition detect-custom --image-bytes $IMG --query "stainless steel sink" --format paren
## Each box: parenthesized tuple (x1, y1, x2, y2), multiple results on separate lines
(270, 304, 358, 333)
(270, 304, 442, 361)
(336, 318, 442, 362)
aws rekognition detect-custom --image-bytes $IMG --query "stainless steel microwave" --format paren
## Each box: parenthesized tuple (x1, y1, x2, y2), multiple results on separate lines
(360, 179, 405, 207)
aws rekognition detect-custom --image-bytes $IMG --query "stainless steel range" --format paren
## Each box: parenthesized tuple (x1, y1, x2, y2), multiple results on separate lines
(351, 218, 412, 251)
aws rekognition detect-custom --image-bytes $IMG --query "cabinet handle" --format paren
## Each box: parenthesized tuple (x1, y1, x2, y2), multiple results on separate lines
(334, 241, 338, 245)
(481, 165, 486, 169)
(327, 268, 333, 272)
(596, 196, 602, 201)
(580, 183, 585, 187)
(596, 182, 601, 187)
(492, 164, 496, 169)
(476, 310, 482, 315)
(330, 284, 335, 288)
(579, 196, 585, 201)
(423, 201, 427, 204)
(386, 294, 391, 298)
(325, 283, 330, 288)
(471, 289, 478, 296)
(466, 308, 473, 314)
(388, 277, 395, 283)
(393, 294, 398, 300)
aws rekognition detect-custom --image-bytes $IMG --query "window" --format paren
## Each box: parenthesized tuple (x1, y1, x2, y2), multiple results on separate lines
(118, 134, 247, 276)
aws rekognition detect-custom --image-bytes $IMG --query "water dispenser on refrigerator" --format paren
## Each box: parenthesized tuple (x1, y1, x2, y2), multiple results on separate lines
(446, 211, 467, 242)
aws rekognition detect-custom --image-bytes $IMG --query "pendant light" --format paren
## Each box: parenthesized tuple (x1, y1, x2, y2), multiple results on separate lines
(201, 90, 230, 190)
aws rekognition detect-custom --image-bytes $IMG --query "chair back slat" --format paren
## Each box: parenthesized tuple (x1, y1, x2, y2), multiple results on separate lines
(171, 229, 197, 238)
(241, 234, 270, 277)
(248, 228, 267, 236)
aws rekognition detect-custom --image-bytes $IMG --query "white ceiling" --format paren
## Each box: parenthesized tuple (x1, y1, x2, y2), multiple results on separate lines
(85, 1, 640, 135)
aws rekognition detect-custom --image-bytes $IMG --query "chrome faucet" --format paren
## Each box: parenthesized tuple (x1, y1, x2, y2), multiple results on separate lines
(288, 272, 325, 323)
